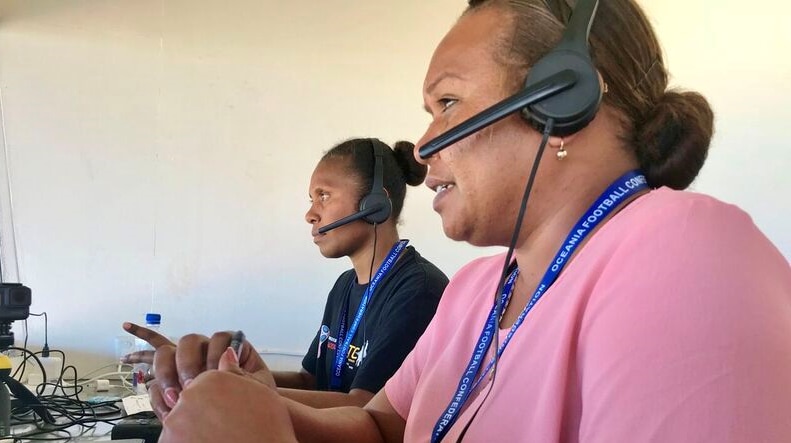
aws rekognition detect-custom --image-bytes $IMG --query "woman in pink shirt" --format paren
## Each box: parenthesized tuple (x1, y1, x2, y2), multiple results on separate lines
(155, 0, 791, 442)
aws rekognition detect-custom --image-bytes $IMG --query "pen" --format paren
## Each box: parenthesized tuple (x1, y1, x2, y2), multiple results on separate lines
(230, 330, 245, 360)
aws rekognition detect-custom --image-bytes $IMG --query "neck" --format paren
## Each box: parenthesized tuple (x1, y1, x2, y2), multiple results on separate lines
(349, 226, 402, 284)
(513, 166, 644, 288)
(497, 166, 645, 329)
(502, 113, 646, 319)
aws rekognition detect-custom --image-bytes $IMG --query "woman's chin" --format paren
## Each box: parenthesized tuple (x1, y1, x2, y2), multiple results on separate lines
(440, 218, 469, 243)
(442, 220, 503, 248)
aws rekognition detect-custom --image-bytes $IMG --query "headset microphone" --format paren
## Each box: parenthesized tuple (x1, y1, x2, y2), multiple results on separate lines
(418, 0, 601, 160)
(317, 139, 393, 234)
(317, 204, 385, 234)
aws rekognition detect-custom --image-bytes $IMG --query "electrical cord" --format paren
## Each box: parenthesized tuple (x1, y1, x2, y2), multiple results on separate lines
(361, 223, 378, 344)
(28, 312, 49, 357)
(5, 346, 132, 442)
(16, 311, 48, 377)
(74, 362, 136, 394)
(8, 346, 48, 383)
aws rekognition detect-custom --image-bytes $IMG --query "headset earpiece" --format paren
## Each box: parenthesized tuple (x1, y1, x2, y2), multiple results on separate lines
(521, 0, 602, 136)
(358, 139, 392, 224)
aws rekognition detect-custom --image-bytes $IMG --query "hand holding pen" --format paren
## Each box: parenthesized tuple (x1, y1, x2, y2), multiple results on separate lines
(158, 330, 294, 443)
(221, 330, 277, 389)
(121, 323, 273, 419)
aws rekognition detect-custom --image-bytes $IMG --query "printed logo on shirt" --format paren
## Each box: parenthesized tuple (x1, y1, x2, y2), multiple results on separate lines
(319, 325, 330, 344)
(317, 325, 330, 359)
(346, 340, 369, 368)
(327, 334, 337, 350)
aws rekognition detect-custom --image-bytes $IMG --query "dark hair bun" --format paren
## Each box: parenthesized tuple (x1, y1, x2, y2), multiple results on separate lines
(392, 141, 427, 186)
(633, 90, 714, 190)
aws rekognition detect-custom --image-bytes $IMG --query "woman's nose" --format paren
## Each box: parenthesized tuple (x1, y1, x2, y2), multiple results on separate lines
(305, 203, 319, 225)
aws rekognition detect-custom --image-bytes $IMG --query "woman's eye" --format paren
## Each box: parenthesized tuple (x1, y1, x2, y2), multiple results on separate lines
(309, 192, 330, 204)
(439, 98, 457, 111)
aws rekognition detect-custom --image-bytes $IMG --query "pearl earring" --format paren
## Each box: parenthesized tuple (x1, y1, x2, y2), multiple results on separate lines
(556, 138, 567, 160)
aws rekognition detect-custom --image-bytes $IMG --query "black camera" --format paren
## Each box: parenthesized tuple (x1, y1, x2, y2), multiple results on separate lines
(0, 283, 31, 321)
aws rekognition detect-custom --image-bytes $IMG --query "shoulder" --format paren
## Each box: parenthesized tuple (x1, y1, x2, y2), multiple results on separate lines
(573, 187, 791, 334)
(387, 246, 450, 291)
(327, 269, 356, 296)
(562, 188, 791, 333)
(615, 187, 758, 237)
(571, 191, 791, 438)
(599, 187, 786, 265)
(333, 268, 357, 285)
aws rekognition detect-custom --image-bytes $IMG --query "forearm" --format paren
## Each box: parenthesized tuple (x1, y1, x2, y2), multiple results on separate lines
(285, 399, 384, 443)
(273, 370, 316, 390)
(278, 387, 373, 408)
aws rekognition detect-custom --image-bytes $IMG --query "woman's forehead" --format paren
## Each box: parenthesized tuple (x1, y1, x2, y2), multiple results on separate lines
(312, 158, 357, 185)
(424, 9, 511, 90)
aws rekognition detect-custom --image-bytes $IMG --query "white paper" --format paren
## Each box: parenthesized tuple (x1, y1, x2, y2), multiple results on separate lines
(122, 394, 154, 415)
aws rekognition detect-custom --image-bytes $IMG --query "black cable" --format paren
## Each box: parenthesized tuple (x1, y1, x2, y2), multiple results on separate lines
(455, 118, 555, 442)
(362, 223, 378, 345)
(8, 346, 48, 383)
(10, 406, 125, 442)
(16, 311, 48, 377)
(7, 346, 127, 441)
(28, 312, 49, 357)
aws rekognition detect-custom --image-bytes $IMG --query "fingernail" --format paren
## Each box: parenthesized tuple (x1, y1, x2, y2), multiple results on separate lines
(226, 346, 239, 364)
(164, 388, 180, 408)
(183, 378, 193, 388)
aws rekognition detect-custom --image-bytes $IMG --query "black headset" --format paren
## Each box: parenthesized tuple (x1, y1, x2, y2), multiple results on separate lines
(317, 139, 393, 234)
(418, 0, 601, 158)
(358, 139, 393, 224)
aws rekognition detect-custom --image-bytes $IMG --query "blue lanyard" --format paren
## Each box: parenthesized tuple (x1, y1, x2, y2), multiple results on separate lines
(431, 170, 648, 442)
(330, 239, 409, 390)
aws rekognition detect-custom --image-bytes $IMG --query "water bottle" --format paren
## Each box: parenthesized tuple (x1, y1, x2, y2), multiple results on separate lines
(133, 313, 161, 390)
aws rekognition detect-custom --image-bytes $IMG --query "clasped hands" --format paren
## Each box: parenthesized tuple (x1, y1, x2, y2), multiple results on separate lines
(121, 322, 296, 443)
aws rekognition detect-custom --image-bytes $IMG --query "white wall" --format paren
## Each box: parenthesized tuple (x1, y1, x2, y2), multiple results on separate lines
(0, 0, 788, 374)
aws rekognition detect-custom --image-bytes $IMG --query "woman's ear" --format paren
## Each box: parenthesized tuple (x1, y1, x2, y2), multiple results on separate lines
(598, 70, 608, 95)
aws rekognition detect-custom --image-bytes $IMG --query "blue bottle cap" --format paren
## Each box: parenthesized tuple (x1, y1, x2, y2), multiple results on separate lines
(145, 313, 161, 325)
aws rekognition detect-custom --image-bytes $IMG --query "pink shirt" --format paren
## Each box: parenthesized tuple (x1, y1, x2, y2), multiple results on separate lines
(385, 188, 791, 442)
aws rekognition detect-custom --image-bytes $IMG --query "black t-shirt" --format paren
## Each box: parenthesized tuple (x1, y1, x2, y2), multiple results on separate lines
(301, 245, 448, 393)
